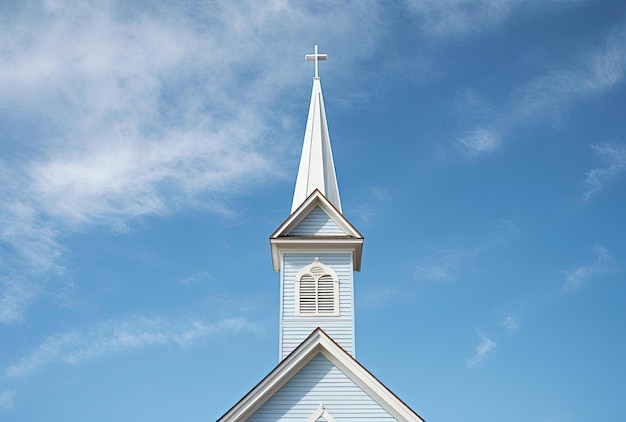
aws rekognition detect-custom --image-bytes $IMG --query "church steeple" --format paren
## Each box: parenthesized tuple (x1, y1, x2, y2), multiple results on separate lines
(271, 46, 363, 361)
(291, 45, 341, 213)
(220, 46, 425, 422)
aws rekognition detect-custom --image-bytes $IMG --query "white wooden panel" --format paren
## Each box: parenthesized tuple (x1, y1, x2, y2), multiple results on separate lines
(281, 253, 354, 359)
(288, 206, 345, 236)
(248, 353, 397, 422)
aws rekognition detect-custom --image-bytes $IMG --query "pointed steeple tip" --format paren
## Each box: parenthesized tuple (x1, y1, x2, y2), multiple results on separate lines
(291, 46, 341, 213)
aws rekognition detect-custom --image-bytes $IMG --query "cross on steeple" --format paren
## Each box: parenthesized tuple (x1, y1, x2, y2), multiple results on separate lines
(292, 45, 341, 213)
(305, 45, 327, 78)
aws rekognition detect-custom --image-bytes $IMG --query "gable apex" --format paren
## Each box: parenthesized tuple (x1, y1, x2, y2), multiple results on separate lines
(272, 190, 361, 239)
(217, 328, 425, 422)
(270, 190, 364, 271)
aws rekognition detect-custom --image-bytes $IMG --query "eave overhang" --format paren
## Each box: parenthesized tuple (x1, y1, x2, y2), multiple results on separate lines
(270, 237, 364, 272)
(270, 190, 363, 271)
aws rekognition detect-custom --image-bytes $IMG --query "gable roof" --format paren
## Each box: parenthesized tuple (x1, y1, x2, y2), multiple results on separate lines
(270, 190, 363, 271)
(217, 328, 426, 422)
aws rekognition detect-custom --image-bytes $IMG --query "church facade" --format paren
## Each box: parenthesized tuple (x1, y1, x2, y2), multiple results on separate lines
(217, 46, 424, 422)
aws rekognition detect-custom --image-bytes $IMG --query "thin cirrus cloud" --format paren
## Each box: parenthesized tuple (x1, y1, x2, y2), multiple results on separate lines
(413, 248, 472, 282)
(0, 390, 14, 412)
(358, 286, 409, 308)
(413, 219, 519, 282)
(404, 0, 519, 37)
(466, 331, 496, 368)
(3, 314, 262, 379)
(456, 127, 501, 157)
(0, 1, 387, 325)
(454, 24, 626, 158)
(0, 278, 39, 325)
(562, 244, 617, 292)
(583, 142, 626, 200)
(501, 313, 519, 332)
(351, 186, 391, 223)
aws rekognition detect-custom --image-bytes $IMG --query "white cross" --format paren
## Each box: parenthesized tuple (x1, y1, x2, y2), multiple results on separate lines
(305, 45, 327, 78)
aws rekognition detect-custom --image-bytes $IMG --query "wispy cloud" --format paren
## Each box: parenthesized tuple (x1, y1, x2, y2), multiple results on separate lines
(0, 390, 14, 412)
(583, 142, 626, 200)
(454, 25, 626, 157)
(466, 331, 496, 368)
(4, 314, 262, 378)
(0, 1, 387, 324)
(562, 244, 617, 291)
(404, 0, 519, 37)
(414, 248, 473, 281)
(358, 286, 409, 308)
(351, 186, 391, 223)
(456, 127, 501, 157)
(414, 219, 519, 281)
(0, 277, 40, 325)
(501, 313, 518, 332)
(176, 271, 212, 286)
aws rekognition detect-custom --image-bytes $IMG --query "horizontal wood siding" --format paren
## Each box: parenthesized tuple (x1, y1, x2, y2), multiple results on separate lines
(248, 353, 397, 422)
(288, 206, 345, 236)
(281, 253, 354, 359)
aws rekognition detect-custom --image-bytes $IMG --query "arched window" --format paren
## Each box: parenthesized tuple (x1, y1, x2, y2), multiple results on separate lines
(295, 258, 339, 316)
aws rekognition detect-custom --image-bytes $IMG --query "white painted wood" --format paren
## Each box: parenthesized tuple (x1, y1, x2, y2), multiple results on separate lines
(217, 329, 425, 422)
(270, 191, 364, 272)
(305, 404, 337, 422)
(281, 253, 354, 359)
(248, 354, 397, 422)
(291, 73, 341, 213)
(288, 206, 344, 236)
(220, 50, 425, 422)
(295, 258, 340, 316)
(305, 44, 327, 79)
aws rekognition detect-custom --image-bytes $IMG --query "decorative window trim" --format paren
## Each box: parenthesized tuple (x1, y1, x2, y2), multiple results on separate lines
(305, 404, 338, 422)
(295, 258, 339, 316)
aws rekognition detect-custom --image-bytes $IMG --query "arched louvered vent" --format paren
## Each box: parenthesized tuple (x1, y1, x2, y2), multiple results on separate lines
(295, 259, 339, 316)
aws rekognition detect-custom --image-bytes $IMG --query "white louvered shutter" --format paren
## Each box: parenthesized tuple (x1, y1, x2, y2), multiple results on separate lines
(317, 274, 335, 314)
(299, 274, 316, 314)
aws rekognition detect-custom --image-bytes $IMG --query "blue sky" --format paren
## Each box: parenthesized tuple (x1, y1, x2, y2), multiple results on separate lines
(1, 1, 625, 421)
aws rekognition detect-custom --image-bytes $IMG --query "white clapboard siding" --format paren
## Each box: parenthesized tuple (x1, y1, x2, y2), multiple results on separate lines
(288, 206, 345, 236)
(281, 253, 354, 359)
(248, 353, 397, 422)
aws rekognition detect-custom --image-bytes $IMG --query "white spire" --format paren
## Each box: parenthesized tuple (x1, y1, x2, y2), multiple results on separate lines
(291, 45, 341, 213)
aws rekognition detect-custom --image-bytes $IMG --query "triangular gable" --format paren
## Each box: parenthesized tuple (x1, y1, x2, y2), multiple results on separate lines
(217, 328, 425, 422)
(288, 206, 344, 236)
(272, 190, 362, 239)
(250, 353, 395, 421)
(270, 190, 364, 271)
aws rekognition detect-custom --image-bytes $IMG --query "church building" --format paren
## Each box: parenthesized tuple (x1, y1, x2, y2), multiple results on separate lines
(217, 46, 425, 422)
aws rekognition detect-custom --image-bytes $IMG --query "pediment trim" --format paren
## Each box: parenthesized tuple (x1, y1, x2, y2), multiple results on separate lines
(217, 328, 425, 422)
(270, 190, 364, 271)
